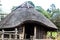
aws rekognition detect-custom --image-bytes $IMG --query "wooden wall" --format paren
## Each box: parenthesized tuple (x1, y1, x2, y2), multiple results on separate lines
(36, 26, 47, 39)
(17, 24, 47, 39)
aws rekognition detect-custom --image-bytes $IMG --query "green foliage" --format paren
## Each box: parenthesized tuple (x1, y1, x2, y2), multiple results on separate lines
(50, 4, 56, 11)
(35, 6, 51, 19)
(47, 4, 56, 18)
(27, 1, 35, 7)
(51, 9, 60, 29)
(47, 9, 51, 13)
(47, 32, 57, 38)
(47, 4, 60, 30)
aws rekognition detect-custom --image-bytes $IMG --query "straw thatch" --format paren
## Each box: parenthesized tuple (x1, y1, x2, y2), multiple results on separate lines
(0, 1, 58, 29)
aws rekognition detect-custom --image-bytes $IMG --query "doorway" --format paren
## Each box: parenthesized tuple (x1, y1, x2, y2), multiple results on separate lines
(24, 23, 34, 39)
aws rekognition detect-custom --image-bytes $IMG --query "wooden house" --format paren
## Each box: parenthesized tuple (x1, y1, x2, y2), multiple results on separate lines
(0, 1, 58, 40)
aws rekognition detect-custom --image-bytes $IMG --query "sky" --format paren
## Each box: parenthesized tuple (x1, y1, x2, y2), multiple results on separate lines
(0, 0, 60, 13)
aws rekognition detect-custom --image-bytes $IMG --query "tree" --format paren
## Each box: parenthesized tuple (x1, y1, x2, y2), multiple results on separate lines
(46, 4, 58, 38)
(47, 4, 56, 15)
(51, 9, 60, 31)
(47, 4, 60, 30)
(35, 6, 51, 19)
(50, 4, 56, 11)
(27, 1, 35, 7)
(47, 9, 51, 13)
(0, 1, 7, 21)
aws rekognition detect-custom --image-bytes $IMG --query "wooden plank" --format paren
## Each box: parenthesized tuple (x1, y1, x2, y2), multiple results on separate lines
(9, 34, 11, 40)
(0, 31, 15, 32)
(15, 28, 18, 39)
(34, 26, 36, 39)
(23, 26, 25, 39)
(5, 31, 15, 32)
(19, 26, 25, 39)
(2, 29, 4, 40)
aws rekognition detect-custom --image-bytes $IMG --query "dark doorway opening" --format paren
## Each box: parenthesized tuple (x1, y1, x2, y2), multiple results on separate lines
(25, 23, 34, 39)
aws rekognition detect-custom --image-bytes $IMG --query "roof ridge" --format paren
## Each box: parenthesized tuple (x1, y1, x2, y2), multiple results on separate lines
(12, 1, 34, 11)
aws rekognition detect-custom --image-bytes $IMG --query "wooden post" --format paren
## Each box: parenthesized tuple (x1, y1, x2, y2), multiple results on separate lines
(9, 34, 11, 40)
(2, 29, 4, 40)
(19, 26, 25, 39)
(15, 28, 17, 39)
(23, 26, 25, 39)
(34, 26, 36, 39)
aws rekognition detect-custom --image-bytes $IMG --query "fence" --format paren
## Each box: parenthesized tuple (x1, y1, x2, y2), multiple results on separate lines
(0, 39, 54, 40)
(0, 38, 56, 40)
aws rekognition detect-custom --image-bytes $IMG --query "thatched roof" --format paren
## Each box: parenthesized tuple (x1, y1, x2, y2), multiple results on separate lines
(0, 1, 58, 29)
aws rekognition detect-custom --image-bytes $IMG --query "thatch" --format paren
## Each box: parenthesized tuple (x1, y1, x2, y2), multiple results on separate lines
(0, 1, 58, 29)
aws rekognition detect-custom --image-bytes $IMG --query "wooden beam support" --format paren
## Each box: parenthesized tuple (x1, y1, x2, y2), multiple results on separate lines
(23, 26, 25, 39)
(5, 31, 15, 32)
(19, 26, 25, 39)
(9, 34, 11, 40)
(34, 26, 36, 39)
(2, 29, 4, 40)
(15, 28, 17, 39)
